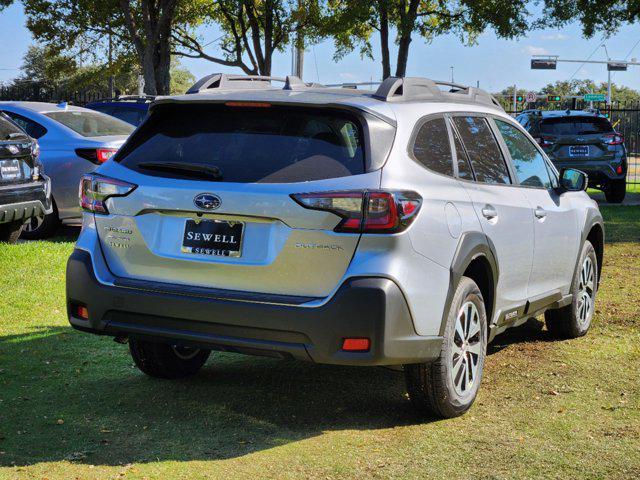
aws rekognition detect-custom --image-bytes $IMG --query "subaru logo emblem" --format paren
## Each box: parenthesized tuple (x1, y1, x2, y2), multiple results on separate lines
(193, 193, 221, 210)
(7, 145, 19, 155)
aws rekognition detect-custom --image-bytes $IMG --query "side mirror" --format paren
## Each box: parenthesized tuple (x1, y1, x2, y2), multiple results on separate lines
(560, 168, 587, 192)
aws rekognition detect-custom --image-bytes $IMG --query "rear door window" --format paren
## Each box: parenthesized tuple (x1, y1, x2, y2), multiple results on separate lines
(0, 114, 27, 139)
(495, 120, 552, 188)
(116, 104, 366, 183)
(453, 116, 511, 184)
(540, 116, 613, 135)
(2, 112, 47, 139)
(411, 117, 453, 176)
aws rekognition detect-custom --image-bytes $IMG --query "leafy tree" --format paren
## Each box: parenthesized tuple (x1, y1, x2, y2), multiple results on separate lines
(540, 79, 640, 103)
(10, 44, 140, 94)
(542, 0, 640, 37)
(326, 0, 533, 79)
(22, 0, 202, 95)
(172, 0, 323, 76)
(170, 60, 196, 94)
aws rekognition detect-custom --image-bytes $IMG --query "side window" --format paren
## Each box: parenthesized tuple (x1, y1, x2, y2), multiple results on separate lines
(411, 117, 454, 176)
(451, 124, 474, 180)
(2, 111, 47, 139)
(453, 116, 511, 184)
(495, 120, 552, 189)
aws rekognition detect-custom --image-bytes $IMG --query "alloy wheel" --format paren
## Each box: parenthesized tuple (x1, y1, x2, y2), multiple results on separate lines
(451, 301, 483, 397)
(577, 256, 595, 327)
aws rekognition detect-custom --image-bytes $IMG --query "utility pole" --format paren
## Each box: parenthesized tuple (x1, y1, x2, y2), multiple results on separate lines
(450, 66, 454, 83)
(512, 84, 517, 113)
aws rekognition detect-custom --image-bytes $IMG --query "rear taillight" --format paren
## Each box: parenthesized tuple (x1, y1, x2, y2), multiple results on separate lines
(291, 190, 422, 233)
(603, 133, 624, 145)
(79, 174, 136, 214)
(534, 136, 554, 148)
(75, 148, 119, 164)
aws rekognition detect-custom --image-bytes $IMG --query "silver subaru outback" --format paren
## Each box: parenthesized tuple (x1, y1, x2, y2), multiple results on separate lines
(66, 75, 603, 418)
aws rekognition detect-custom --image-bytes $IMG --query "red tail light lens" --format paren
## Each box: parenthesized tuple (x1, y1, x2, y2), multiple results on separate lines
(603, 133, 624, 145)
(79, 174, 137, 214)
(291, 190, 422, 233)
(76, 148, 119, 164)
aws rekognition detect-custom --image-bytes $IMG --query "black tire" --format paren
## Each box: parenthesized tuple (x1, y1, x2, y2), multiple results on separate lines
(405, 276, 488, 419)
(545, 240, 598, 339)
(0, 221, 24, 244)
(129, 339, 210, 379)
(604, 179, 626, 204)
(20, 201, 59, 240)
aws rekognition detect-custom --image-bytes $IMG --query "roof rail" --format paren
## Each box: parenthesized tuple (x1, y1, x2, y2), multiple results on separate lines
(373, 77, 504, 111)
(186, 74, 306, 94)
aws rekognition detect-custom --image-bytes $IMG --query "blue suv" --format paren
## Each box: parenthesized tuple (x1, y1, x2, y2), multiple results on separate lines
(86, 96, 154, 126)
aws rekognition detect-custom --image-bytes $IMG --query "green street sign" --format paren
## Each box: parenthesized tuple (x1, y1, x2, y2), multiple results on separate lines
(583, 93, 607, 102)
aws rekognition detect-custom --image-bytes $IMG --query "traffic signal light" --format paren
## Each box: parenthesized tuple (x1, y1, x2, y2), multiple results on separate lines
(547, 95, 561, 102)
(516, 95, 524, 103)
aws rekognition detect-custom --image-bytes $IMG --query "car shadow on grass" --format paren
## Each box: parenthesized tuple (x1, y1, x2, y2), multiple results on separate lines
(0, 326, 424, 467)
(0, 318, 563, 467)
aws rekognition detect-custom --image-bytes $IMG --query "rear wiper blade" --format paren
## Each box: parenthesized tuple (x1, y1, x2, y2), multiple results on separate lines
(137, 161, 223, 180)
(5, 132, 29, 140)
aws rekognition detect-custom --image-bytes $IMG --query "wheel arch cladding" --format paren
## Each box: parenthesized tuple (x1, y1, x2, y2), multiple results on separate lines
(439, 232, 498, 336)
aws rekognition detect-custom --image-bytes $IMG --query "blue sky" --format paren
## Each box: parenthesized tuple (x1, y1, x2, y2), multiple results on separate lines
(1, 2, 639, 93)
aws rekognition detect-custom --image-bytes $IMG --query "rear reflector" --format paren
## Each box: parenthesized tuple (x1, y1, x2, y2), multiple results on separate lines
(616, 165, 623, 174)
(72, 304, 89, 319)
(342, 338, 370, 352)
(291, 190, 422, 233)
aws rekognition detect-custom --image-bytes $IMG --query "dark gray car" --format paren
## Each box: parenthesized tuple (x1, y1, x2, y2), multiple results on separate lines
(517, 110, 627, 203)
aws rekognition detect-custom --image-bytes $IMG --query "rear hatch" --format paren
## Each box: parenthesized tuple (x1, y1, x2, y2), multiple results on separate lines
(93, 103, 390, 299)
(538, 115, 620, 166)
(0, 116, 35, 186)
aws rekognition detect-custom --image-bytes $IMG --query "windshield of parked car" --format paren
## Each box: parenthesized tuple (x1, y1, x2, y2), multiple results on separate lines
(45, 110, 134, 137)
(540, 116, 614, 136)
(116, 104, 366, 183)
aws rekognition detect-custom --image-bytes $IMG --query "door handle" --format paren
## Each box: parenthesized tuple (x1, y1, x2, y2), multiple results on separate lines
(534, 207, 547, 219)
(481, 205, 498, 220)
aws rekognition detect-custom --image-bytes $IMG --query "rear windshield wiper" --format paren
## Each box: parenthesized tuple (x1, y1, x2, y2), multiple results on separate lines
(137, 161, 223, 181)
(5, 132, 29, 140)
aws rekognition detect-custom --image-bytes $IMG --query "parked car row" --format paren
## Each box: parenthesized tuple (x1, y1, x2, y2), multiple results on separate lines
(0, 101, 134, 240)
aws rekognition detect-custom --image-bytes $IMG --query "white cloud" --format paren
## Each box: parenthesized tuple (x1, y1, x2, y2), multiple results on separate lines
(339, 72, 358, 80)
(540, 33, 570, 41)
(522, 46, 551, 55)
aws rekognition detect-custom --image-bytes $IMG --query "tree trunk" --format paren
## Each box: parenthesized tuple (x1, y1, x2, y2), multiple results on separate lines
(379, 0, 391, 79)
(141, 50, 157, 95)
(394, 0, 419, 78)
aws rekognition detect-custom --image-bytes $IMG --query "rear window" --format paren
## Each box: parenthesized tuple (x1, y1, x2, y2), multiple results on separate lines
(540, 116, 613, 136)
(0, 115, 26, 140)
(45, 111, 134, 137)
(116, 104, 366, 183)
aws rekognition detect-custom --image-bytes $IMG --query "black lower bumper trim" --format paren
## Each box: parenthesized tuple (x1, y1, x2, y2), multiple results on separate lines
(66, 249, 442, 366)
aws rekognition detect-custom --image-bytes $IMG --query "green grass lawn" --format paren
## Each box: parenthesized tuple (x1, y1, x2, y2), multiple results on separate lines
(0, 208, 639, 479)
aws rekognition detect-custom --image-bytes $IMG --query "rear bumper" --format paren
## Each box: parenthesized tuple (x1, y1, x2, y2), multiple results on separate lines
(66, 249, 442, 366)
(550, 158, 626, 183)
(0, 179, 51, 224)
